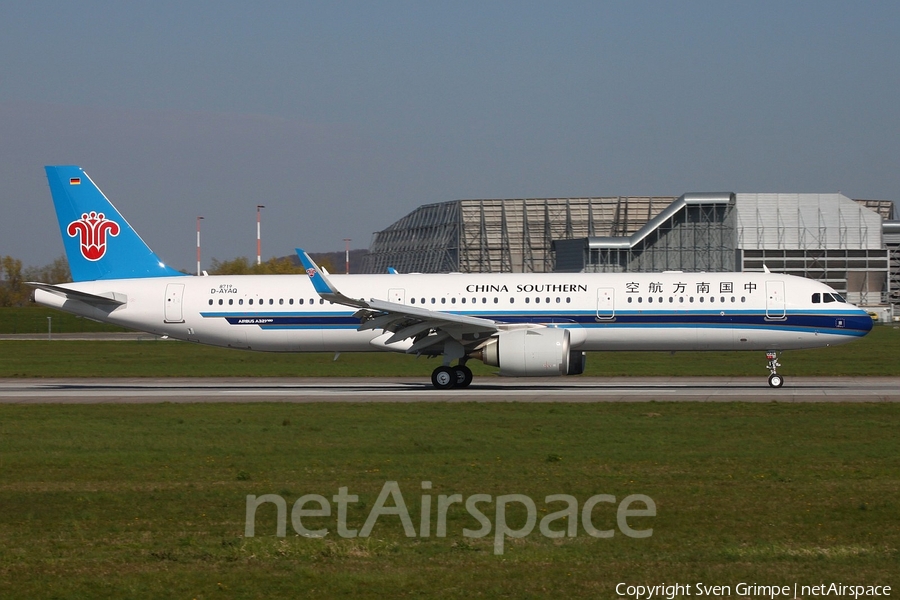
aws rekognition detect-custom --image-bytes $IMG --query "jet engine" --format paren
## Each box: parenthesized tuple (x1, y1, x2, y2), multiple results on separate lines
(477, 328, 586, 377)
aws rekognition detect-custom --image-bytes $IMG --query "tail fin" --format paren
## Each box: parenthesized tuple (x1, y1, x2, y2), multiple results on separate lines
(45, 166, 186, 281)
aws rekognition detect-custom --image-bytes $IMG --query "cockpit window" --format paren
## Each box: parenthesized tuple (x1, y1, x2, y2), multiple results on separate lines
(823, 294, 836, 303)
(832, 293, 845, 303)
(811, 293, 820, 304)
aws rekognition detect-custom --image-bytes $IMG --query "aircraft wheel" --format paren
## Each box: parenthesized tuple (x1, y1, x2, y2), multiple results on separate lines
(432, 366, 457, 389)
(453, 365, 473, 388)
(768, 373, 784, 388)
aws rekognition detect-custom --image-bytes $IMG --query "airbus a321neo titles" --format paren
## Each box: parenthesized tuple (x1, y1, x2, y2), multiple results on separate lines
(30, 166, 873, 389)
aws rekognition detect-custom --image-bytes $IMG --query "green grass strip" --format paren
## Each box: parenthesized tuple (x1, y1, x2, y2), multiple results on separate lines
(0, 402, 897, 598)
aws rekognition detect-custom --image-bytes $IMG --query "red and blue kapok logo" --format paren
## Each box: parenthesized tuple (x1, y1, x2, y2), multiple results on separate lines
(67, 211, 120, 261)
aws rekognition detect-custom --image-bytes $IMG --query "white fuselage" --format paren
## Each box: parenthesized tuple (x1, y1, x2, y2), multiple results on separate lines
(34, 271, 872, 354)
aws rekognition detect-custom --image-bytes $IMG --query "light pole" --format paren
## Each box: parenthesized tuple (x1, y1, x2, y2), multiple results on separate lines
(196, 216, 204, 276)
(343, 238, 351, 274)
(256, 205, 265, 266)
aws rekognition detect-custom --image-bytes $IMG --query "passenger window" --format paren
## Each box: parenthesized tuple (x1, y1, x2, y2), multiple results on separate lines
(411, 298, 416, 304)
(648, 297, 653, 303)
(482, 297, 487, 304)
(208, 299, 213, 305)
(461, 298, 466, 304)
(279, 299, 284, 305)
(239, 299, 244, 305)
(441, 298, 446, 304)
(700, 297, 704, 303)
(494, 297, 499, 304)
(451, 298, 456, 304)
(525, 297, 530, 304)
(638, 297, 643, 304)
(218, 299, 223, 305)
(289, 299, 294, 305)
(228, 299, 233, 305)
(269, 299, 274, 305)
(628, 297, 633, 303)
(510, 298, 515, 304)
(741, 297, 746, 302)
(299, 298, 304, 305)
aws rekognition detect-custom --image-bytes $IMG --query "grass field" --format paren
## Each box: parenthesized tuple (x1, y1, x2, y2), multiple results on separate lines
(0, 402, 897, 598)
(1, 323, 898, 378)
(0, 307, 127, 334)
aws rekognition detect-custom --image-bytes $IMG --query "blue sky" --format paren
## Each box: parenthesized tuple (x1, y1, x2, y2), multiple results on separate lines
(2, 1, 898, 270)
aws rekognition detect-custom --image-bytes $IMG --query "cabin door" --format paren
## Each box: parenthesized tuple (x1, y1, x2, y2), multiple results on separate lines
(596, 287, 615, 320)
(765, 281, 786, 320)
(164, 283, 185, 323)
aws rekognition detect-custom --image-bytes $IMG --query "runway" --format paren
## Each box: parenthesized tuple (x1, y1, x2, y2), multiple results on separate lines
(1, 377, 898, 403)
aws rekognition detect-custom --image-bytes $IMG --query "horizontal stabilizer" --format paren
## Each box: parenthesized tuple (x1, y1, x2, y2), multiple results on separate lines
(26, 282, 126, 306)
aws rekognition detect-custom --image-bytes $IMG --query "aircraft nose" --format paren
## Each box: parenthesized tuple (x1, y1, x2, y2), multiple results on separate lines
(853, 308, 875, 334)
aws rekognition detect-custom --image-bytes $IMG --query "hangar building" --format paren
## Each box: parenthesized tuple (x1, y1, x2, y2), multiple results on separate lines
(361, 194, 897, 313)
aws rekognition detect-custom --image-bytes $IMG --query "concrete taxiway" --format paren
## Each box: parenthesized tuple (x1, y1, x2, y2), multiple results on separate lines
(0, 377, 898, 403)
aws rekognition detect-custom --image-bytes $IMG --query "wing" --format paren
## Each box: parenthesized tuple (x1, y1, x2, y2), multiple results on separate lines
(296, 249, 500, 355)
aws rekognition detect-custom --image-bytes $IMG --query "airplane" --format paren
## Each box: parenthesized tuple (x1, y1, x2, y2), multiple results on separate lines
(30, 166, 873, 389)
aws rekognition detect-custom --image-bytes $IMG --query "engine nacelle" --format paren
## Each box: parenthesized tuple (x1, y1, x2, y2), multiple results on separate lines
(480, 328, 580, 377)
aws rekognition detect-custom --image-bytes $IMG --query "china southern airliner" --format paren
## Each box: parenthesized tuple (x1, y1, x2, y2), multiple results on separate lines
(30, 166, 873, 389)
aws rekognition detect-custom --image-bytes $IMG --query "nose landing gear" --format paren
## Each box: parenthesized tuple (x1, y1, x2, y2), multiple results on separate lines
(766, 351, 784, 388)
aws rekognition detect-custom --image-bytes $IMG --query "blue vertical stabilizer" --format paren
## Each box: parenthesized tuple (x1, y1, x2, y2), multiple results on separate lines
(45, 166, 186, 281)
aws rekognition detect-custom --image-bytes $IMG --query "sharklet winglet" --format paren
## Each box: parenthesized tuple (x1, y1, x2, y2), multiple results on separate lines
(295, 249, 368, 309)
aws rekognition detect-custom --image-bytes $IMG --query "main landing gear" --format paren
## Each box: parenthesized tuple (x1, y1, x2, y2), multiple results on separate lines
(431, 363, 473, 390)
(766, 351, 784, 388)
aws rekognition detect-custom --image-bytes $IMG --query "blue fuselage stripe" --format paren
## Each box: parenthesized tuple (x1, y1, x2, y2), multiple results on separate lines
(200, 310, 871, 336)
